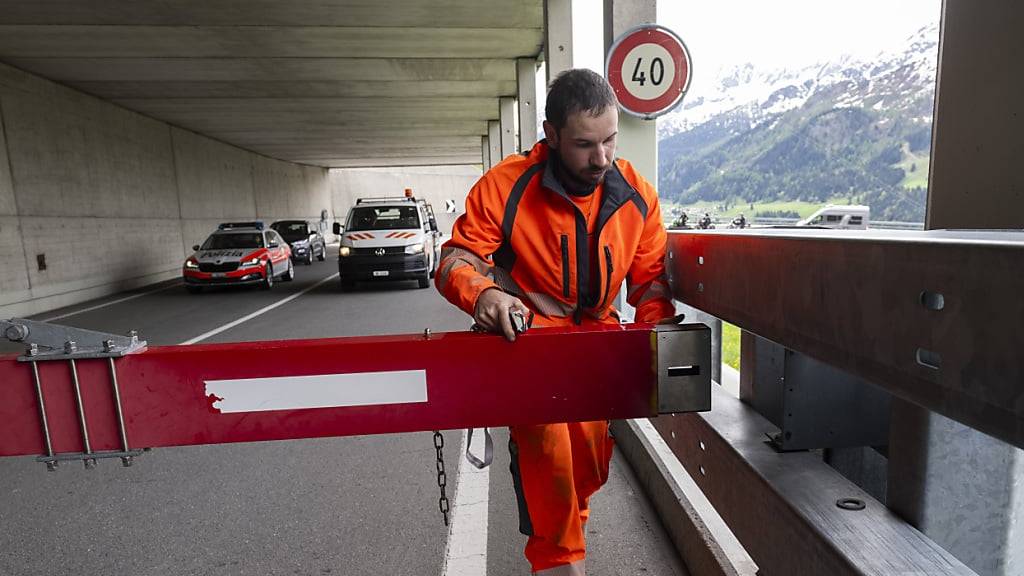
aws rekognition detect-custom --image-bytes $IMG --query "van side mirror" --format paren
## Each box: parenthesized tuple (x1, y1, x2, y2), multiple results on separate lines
(192, 244, 200, 251)
(333, 222, 343, 235)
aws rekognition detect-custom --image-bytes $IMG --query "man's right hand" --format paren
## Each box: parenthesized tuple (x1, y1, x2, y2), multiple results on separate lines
(474, 288, 532, 342)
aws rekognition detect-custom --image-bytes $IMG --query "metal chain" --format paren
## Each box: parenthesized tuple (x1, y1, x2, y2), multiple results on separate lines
(433, 430, 450, 526)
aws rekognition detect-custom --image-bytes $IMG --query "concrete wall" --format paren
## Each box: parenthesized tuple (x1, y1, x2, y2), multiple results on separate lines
(0, 61, 330, 318)
(329, 166, 482, 237)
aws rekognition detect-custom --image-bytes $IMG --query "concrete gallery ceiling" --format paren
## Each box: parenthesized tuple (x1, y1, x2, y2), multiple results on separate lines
(0, 1, 545, 167)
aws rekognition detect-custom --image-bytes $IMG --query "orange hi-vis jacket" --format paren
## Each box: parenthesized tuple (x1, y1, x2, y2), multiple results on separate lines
(437, 140, 674, 326)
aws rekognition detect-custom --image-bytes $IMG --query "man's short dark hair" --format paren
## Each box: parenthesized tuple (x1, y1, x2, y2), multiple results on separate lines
(545, 69, 618, 130)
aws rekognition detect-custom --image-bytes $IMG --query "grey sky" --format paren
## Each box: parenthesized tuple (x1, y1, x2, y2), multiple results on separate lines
(573, 0, 941, 76)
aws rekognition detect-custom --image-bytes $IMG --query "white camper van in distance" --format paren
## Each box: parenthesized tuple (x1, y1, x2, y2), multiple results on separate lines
(796, 205, 870, 229)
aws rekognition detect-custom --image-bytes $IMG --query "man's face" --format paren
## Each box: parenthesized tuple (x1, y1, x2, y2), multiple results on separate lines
(544, 106, 618, 188)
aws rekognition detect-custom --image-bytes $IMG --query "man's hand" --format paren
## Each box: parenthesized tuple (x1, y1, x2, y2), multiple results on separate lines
(656, 313, 686, 325)
(474, 288, 532, 342)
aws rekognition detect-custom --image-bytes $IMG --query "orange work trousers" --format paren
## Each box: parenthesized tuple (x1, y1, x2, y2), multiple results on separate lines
(509, 420, 614, 573)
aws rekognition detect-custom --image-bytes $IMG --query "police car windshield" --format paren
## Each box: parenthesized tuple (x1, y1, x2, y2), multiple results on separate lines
(272, 223, 309, 242)
(348, 206, 420, 231)
(201, 233, 264, 250)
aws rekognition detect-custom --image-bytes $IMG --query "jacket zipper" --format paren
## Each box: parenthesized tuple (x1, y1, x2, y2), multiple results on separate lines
(600, 245, 613, 309)
(573, 212, 587, 325)
(560, 234, 570, 298)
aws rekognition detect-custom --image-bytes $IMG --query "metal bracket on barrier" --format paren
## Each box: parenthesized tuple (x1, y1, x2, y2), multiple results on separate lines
(654, 323, 712, 413)
(2, 318, 147, 362)
(2, 318, 148, 471)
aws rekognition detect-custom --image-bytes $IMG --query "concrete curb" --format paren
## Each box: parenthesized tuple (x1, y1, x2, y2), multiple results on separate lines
(611, 417, 757, 576)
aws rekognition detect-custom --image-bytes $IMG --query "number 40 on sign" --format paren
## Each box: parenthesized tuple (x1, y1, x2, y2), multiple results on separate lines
(606, 24, 692, 120)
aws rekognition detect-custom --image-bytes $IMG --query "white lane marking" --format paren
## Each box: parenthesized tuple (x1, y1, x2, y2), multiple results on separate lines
(443, 429, 491, 576)
(180, 273, 339, 345)
(206, 370, 427, 413)
(40, 282, 181, 321)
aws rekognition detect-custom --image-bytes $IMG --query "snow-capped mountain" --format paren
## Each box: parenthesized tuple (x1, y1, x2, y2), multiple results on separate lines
(659, 23, 939, 140)
(657, 23, 940, 222)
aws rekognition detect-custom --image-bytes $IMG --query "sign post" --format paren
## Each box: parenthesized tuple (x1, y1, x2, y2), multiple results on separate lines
(606, 24, 692, 120)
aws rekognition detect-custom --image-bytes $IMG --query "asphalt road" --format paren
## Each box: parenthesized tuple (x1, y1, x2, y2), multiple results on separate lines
(0, 257, 687, 576)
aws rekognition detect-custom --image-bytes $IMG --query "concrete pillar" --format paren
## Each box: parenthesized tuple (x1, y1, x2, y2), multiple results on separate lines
(499, 97, 516, 159)
(517, 58, 539, 151)
(888, 2, 1024, 575)
(604, 0, 659, 326)
(603, 0, 658, 184)
(544, 0, 574, 82)
(481, 135, 491, 170)
(924, 0, 1024, 228)
(487, 120, 501, 168)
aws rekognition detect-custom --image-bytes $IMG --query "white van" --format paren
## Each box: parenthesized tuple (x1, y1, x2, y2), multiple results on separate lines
(797, 205, 870, 229)
(333, 195, 442, 290)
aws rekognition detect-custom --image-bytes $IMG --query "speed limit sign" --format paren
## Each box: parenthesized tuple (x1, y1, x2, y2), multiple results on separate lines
(606, 24, 691, 119)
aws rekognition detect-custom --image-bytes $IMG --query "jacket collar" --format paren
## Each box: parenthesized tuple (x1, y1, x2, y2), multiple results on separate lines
(529, 139, 640, 233)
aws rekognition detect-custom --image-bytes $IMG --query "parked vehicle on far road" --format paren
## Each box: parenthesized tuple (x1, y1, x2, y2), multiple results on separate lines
(333, 193, 442, 290)
(271, 220, 327, 265)
(183, 221, 293, 293)
(797, 205, 870, 229)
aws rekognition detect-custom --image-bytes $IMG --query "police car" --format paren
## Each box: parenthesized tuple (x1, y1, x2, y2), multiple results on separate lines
(183, 222, 294, 293)
(333, 194, 441, 290)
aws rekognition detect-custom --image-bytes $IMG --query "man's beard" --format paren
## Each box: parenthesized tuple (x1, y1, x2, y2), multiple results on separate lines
(553, 150, 606, 194)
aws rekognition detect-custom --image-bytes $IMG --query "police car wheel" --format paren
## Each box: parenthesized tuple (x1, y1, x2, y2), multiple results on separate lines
(261, 263, 274, 290)
(283, 260, 294, 281)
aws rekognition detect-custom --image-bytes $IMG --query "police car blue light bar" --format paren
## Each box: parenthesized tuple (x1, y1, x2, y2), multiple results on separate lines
(218, 221, 265, 230)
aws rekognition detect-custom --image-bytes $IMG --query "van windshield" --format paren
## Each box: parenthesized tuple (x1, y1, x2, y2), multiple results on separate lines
(347, 206, 420, 231)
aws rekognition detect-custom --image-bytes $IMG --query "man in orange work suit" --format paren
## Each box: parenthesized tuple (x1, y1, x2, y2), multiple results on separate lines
(435, 68, 675, 575)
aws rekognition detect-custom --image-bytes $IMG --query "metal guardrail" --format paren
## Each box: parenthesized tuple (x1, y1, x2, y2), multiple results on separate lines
(637, 227, 1018, 575)
(665, 228, 1024, 450)
(650, 386, 976, 576)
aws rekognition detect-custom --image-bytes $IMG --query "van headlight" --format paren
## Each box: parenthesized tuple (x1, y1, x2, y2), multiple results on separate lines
(339, 246, 351, 257)
(405, 243, 424, 255)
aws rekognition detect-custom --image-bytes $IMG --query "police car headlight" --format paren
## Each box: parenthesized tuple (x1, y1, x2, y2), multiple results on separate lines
(184, 258, 199, 269)
(240, 257, 261, 267)
(405, 243, 425, 255)
(339, 246, 351, 257)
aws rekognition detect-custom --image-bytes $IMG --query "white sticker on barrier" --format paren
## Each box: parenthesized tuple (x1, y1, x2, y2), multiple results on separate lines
(205, 370, 428, 413)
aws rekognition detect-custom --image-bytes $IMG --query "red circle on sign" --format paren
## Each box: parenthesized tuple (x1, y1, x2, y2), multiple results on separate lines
(606, 25, 691, 118)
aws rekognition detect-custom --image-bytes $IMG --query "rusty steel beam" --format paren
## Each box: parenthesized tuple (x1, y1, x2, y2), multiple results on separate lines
(666, 228, 1024, 450)
(652, 385, 976, 575)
